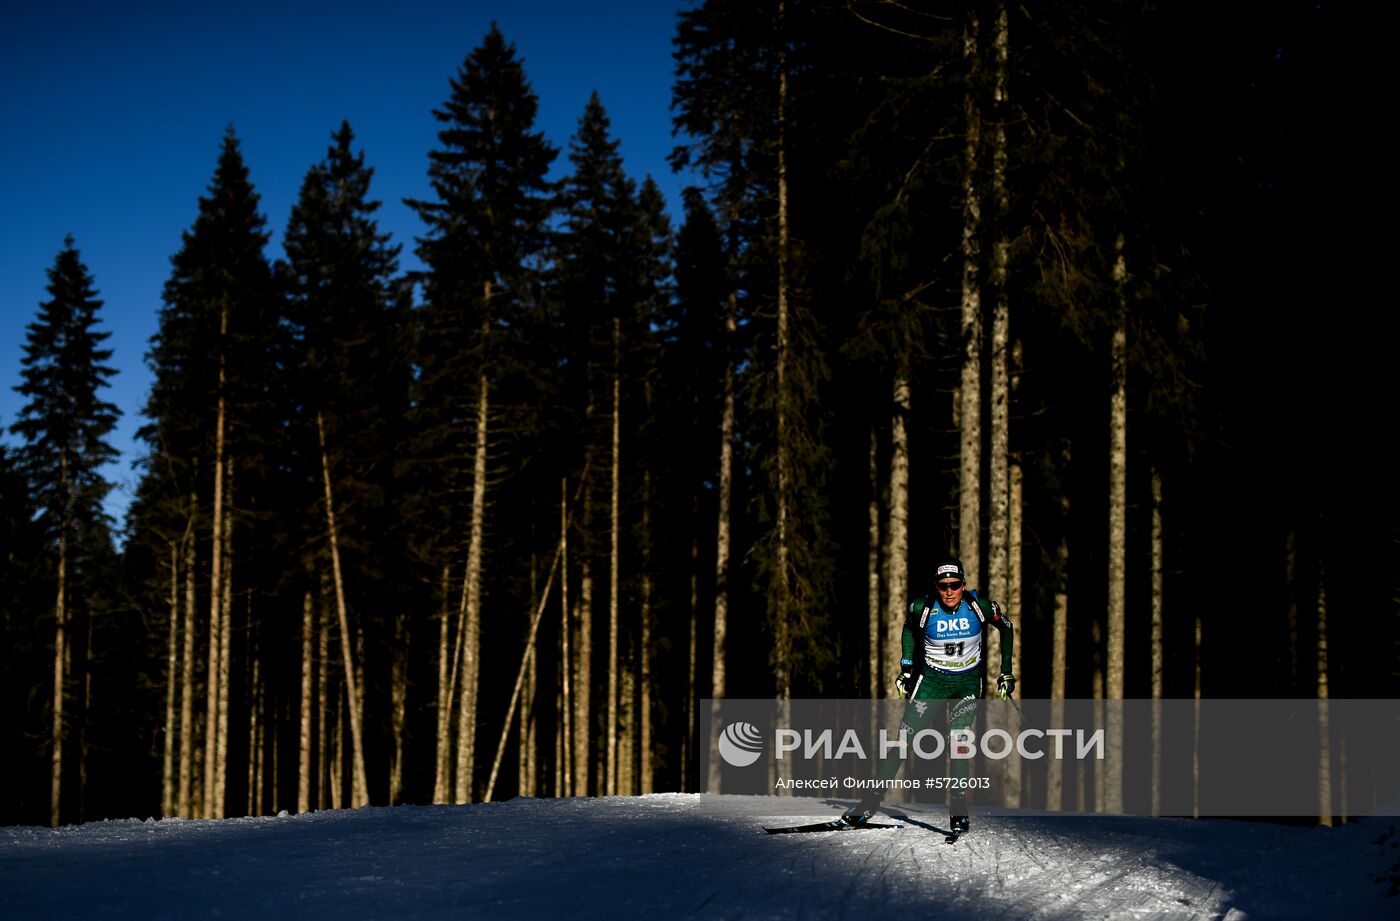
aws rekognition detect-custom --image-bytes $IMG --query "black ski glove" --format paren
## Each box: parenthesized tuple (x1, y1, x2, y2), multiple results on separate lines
(895, 669, 914, 699)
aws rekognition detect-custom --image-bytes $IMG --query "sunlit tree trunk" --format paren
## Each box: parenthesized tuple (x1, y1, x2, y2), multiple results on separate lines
(1105, 234, 1127, 813)
(958, 9, 983, 586)
(319, 412, 368, 807)
(574, 415, 596, 797)
(607, 318, 621, 795)
(455, 324, 490, 803)
(50, 454, 67, 827)
(330, 681, 343, 810)
(576, 551, 593, 795)
(1047, 449, 1069, 811)
(521, 642, 536, 798)
(560, 479, 573, 796)
(390, 610, 409, 804)
(178, 505, 197, 818)
(205, 319, 227, 819)
(773, 0, 792, 703)
(434, 566, 452, 803)
(620, 656, 635, 795)
(885, 377, 910, 696)
(483, 528, 565, 802)
(706, 290, 736, 792)
(298, 590, 313, 813)
(163, 542, 180, 818)
(214, 460, 233, 817)
(317, 577, 331, 810)
(640, 467, 654, 795)
(988, 0, 1011, 621)
(247, 652, 260, 816)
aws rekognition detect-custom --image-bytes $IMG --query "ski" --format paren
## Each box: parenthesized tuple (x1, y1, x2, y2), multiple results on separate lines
(888, 817, 964, 843)
(762, 818, 904, 835)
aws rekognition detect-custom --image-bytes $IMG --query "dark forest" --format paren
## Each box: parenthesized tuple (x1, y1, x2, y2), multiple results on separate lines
(1, 0, 1391, 827)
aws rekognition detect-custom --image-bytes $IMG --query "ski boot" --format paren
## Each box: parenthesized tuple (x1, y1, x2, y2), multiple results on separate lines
(949, 792, 970, 834)
(841, 793, 882, 825)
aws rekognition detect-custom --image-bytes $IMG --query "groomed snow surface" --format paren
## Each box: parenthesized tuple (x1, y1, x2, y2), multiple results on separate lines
(3, 794, 1396, 919)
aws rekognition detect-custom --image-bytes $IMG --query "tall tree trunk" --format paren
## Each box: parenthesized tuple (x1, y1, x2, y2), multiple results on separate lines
(319, 412, 368, 807)
(620, 657, 635, 795)
(958, 9, 983, 586)
(607, 318, 621, 796)
(178, 504, 197, 818)
(1317, 556, 1332, 826)
(214, 459, 233, 817)
(330, 681, 343, 810)
(456, 310, 492, 804)
(1047, 449, 1069, 811)
(1150, 467, 1164, 816)
(522, 643, 536, 797)
(390, 609, 409, 804)
(1105, 234, 1127, 813)
(247, 652, 260, 816)
(560, 479, 573, 796)
(520, 555, 538, 797)
(574, 469, 593, 795)
(706, 291, 736, 792)
(640, 467, 654, 795)
(298, 590, 313, 813)
(482, 526, 565, 802)
(205, 320, 227, 819)
(1192, 601, 1202, 819)
(51, 455, 67, 827)
(163, 541, 180, 818)
(884, 377, 910, 695)
(868, 429, 881, 699)
(318, 575, 331, 810)
(434, 565, 452, 803)
(988, 0, 1011, 632)
(773, 5, 792, 701)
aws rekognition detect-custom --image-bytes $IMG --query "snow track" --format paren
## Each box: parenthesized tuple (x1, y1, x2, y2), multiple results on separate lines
(1, 794, 1394, 919)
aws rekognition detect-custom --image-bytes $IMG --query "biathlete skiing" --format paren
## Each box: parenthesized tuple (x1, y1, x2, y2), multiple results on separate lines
(842, 558, 1015, 834)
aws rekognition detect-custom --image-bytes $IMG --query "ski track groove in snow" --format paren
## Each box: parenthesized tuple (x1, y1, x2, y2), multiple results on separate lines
(1, 793, 1395, 919)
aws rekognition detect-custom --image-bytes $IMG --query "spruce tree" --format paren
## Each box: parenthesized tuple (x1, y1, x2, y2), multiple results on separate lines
(407, 23, 557, 803)
(10, 238, 120, 825)
(674, 0, 835, 696)
(135, 128, 278, 819)
(283, 120, 407, 807)
(553, 92, 638, 794)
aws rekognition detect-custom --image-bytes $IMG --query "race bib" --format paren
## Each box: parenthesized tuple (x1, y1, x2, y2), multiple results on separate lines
(923, 608, 981, 673)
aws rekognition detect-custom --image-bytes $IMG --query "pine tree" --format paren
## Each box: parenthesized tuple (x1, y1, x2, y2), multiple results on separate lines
(283, 120, 407, 808)
(408, 23, 557, 803)
(136, 128, 278, 819)
(10, 238, 120, 825)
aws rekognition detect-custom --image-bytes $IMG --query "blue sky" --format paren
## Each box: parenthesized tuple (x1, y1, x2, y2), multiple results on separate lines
(1, 0, 695, 522)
